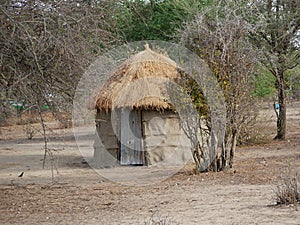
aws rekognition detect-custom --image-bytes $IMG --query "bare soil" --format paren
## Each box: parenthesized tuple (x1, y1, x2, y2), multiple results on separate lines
(0, 103, 300, 224)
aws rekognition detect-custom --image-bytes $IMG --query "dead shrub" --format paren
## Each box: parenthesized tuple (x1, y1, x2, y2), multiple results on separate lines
(144, 211, 175, 225)
(23, 124, 36, 140)
(275, 175, 300, 206)
(238, 105, 276, 146)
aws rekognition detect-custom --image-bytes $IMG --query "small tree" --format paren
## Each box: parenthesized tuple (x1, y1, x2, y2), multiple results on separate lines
(180, 1, 258, 171)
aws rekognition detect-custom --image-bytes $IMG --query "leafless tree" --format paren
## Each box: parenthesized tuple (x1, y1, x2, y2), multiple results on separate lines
(0, 0, 120, 177)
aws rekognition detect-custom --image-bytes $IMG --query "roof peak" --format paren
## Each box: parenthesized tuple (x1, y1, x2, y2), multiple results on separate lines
(144, 43, 150, 51)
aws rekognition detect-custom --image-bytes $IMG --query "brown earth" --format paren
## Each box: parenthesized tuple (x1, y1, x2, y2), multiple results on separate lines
(0, 103, 299, 224)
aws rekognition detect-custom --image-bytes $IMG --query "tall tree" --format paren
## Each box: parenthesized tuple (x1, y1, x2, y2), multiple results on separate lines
(246, 0, 300, 140)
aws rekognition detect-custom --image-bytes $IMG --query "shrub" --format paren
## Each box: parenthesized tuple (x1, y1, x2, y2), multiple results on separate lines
(144, 211, 175, 225)
(275, 176, 300, 206)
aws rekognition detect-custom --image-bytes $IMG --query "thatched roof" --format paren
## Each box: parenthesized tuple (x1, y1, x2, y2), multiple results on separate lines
(92, 44, 181, 111)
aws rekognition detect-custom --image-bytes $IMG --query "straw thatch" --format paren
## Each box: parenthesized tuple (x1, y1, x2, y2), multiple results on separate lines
(92, 44, 181, 111)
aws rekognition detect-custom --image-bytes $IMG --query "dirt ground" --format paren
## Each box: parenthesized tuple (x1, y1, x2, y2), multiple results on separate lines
(0, 102, 300, 224)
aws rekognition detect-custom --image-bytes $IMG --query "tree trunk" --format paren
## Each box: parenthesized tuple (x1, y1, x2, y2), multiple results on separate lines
(275, 75, 286, 140)
(229, 130, 237, 168)
(221, 139, 227, 170)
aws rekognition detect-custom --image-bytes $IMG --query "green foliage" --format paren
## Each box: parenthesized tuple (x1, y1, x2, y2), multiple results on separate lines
(286, 66, 300, 92)
(114, 0, 211, 42)
(252, 67, 277, 98)
(252, 65, 300, 99)
(180, 73, 209, 117)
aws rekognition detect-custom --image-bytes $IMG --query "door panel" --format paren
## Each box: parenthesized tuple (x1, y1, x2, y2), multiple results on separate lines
(120, 109, 143, 165)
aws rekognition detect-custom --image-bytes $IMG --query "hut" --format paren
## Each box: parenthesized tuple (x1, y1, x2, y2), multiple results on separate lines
(91, 45, 193, 167)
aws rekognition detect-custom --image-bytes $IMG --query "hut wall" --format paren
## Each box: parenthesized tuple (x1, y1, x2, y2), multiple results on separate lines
(94, 111, 120, 167)
(142, 111, 193, 166)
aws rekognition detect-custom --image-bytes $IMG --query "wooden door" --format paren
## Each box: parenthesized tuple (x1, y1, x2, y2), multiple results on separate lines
(120, 108, 143, 165)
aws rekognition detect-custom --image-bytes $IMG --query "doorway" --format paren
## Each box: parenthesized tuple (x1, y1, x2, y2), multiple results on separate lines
(120, 108, 144, 165)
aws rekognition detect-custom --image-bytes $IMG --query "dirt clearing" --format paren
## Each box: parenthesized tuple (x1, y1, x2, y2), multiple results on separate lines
(0, 103, 300, 224)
